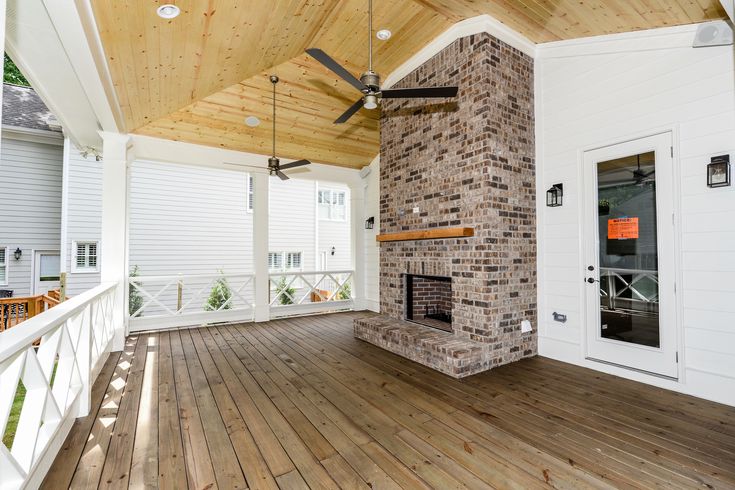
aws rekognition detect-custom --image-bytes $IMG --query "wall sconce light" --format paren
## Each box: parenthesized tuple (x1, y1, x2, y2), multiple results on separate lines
(13, 247, 22, 260)
(707, 154, 731, 188)
(331, 246, 336, 256)
(546, 183, 563, 207)
(365, 216, 374, 229)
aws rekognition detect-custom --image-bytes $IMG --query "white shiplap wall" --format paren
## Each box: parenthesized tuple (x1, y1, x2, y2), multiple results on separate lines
(0, 135, 63, 296)
(64, 143, 103, 295)
(536, 24, 735, 406)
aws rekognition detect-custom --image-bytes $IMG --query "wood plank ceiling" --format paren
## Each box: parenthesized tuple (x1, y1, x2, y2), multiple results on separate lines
(91, 0, 726, 169)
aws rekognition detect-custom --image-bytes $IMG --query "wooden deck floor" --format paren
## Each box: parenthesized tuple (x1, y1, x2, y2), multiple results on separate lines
(42, 312, 735, 489)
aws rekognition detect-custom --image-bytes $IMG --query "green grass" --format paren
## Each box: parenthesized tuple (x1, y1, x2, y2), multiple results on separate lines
(3, 382, 26, 448)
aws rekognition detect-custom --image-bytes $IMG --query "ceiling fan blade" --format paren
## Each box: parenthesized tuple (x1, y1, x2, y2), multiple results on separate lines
(306, 48, 366, 93)
(381, 86, 459, 99)
(276, 170, 289, 181)
(279, 159, 311, 170)
(335, 98, 364, 124)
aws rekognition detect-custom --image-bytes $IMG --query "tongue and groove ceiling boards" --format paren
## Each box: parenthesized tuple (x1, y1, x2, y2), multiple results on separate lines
(90, 0, 726, 169)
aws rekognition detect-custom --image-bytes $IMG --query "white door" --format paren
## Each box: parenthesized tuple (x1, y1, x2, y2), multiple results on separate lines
(583, 132, 678, 378)
(33, 251, 60, 295)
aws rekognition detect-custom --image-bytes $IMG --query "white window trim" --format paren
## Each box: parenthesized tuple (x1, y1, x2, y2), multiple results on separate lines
(246, 173, 254, 213)
(71, 240, 100, 274)
(0, 246, 8, 286)
(318, 188, 347, 222)
(268, 251, 304, 273)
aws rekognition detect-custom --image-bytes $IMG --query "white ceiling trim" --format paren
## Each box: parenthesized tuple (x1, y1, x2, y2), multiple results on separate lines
(721, 0, 734, 23)
(383, 14, 536, 89)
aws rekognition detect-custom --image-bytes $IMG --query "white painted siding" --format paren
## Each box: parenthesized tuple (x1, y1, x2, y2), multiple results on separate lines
(362, 158, 380, 311)
(129, 160, 254, 277)
(269, 178, 317, 271)
(64, 143, 102, 295)
(0, 136, 63, 296)
(317, 182, 352, 272)
(536, 25, 735, 406)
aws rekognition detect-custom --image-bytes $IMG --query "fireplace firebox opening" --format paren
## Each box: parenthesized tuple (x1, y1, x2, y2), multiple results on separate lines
(405, 274, 452, 332)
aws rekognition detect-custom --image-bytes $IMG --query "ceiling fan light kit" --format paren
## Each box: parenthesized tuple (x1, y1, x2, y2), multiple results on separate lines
(305, 0, 459, 124)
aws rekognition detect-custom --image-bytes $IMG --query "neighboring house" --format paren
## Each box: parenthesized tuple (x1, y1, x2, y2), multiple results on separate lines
(0, 84, 351, 302)
(0, 84, 64, 297)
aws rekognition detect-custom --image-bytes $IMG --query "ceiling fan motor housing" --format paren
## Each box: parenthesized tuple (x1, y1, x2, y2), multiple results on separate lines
(360, 71, 380, 93)
(268, 156, 280, 171)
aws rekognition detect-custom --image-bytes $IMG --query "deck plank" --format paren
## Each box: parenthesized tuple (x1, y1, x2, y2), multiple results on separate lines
(43, 312, 735, 489)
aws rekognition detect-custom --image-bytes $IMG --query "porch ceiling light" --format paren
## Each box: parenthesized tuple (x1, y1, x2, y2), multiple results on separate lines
(376, 29, 392, 41)
(245, 116, 261, 127)
(157, 4, 180, 19)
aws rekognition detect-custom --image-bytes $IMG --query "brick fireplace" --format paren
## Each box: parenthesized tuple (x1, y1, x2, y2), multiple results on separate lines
(354, 31, 537, 378)
(405, 274, 452, 332)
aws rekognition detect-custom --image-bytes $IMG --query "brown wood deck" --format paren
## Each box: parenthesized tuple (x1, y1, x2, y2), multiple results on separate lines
(42, 312, 735, 489)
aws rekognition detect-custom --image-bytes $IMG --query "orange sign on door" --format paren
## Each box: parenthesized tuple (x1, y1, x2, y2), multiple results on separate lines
(608, 217, 639, 240)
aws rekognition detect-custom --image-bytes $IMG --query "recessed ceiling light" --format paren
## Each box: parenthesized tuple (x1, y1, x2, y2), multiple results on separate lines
(245, 116, 261, 127)
(157, 4, 180, 19)
(376, 29, 392, 41)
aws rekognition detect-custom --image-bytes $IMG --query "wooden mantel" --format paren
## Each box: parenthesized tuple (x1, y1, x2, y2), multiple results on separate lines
(376, 227, 474, 242)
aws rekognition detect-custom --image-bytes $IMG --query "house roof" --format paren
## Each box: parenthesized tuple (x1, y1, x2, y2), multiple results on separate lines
(2, 83, 61, 133)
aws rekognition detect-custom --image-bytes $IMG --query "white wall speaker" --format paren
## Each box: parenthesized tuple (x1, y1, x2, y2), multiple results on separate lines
(693, 20, 734, 48)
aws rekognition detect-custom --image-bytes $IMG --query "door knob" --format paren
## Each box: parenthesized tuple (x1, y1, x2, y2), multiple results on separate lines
(586, 277, 599, 284)
(587, 265, 595, 271)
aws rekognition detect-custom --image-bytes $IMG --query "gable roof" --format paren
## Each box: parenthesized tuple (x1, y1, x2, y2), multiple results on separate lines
(2, 83, 61, 133)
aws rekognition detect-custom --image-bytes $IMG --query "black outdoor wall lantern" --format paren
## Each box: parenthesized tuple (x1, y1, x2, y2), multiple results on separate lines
(546, 183, 563, 207)
(13, 247, 22, 260)
(365, 216, 374, 229)
(331, 246, 336, 256)
(707, 154, 731, 188)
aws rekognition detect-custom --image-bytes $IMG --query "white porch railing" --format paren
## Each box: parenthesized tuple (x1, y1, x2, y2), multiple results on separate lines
(269, 270, 353, 318)
(0, 282, 117, 490)
(128, 273, 255, 331)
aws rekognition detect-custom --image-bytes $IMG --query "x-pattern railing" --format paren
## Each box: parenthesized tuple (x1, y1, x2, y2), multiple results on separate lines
(129, 273, 255, 319)
(269, 270, 353, 307)
(600, 267, 659, 309)
(0, 283, 116, 490)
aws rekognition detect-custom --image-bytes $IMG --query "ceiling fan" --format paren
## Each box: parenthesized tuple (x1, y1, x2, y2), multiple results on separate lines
(629, 154, 655, 183)
(305, 0, 459, 124)
(243, 75, 311, 180)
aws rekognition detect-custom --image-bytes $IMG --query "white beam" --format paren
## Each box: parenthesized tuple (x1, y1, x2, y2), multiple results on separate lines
(100, 132, 131, 350)
(252, 172, 270, 322)
(349, 182, 366, 310)
(721, 0, 734, 23)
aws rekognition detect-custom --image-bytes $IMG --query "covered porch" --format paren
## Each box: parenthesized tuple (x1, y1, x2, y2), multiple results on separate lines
(40, 312, 735, 489)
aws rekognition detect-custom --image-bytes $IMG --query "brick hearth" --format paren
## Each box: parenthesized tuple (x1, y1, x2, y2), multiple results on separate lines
(355, 31, 537, 377)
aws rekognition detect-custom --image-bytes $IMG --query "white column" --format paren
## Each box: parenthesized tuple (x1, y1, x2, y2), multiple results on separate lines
(253, 172, 270, 321)
(0, 0, 6, 151)
(349, 183, 366, 310)
(100, 132, 131, 350)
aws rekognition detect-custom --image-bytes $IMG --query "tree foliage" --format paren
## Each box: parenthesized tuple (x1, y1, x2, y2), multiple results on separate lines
(205, 273, 233, 311)
(4, 54, 30, 87)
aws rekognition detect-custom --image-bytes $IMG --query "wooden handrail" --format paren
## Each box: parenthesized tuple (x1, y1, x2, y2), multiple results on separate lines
(0, 289, 63, 332)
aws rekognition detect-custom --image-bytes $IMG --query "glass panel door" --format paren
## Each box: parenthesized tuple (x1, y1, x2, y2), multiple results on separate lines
(597, 151, 660, 347)
(584, 133, 678, 378)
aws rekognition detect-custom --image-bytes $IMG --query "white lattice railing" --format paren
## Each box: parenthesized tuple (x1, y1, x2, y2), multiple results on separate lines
(0, 282, 117, 490)
(128, 273, 255, 331)
(600, 267, 659, 314)
(269, 270, 353, 316)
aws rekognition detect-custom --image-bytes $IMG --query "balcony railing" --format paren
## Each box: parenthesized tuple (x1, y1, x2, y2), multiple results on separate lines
(0, 291, 62, 332)
(128, 273, 256, 331)
(269, 270, 353, 318)
(600, 267, 659, 315)
(0, 282, 116, 490)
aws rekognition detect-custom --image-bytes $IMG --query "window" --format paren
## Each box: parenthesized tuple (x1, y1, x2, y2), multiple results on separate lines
(318, 188, 347, 221)
(268, 252, 283, 271)
(247, 174, 254, 212)
(73, 241, 99, 272)
(286, 252, 302, 270)
(269, 251, 303, 272)
(0, 247, 7, 285)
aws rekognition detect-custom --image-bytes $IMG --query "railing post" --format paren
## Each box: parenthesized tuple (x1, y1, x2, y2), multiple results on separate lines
(253, 172, 270, 322)
(77, 303, 93, 417)
(177, 279, 183, 312)
(349, 182, 366, 310)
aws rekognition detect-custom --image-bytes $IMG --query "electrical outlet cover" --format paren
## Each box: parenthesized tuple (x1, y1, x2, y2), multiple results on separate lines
(521, 320, 533, 333)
